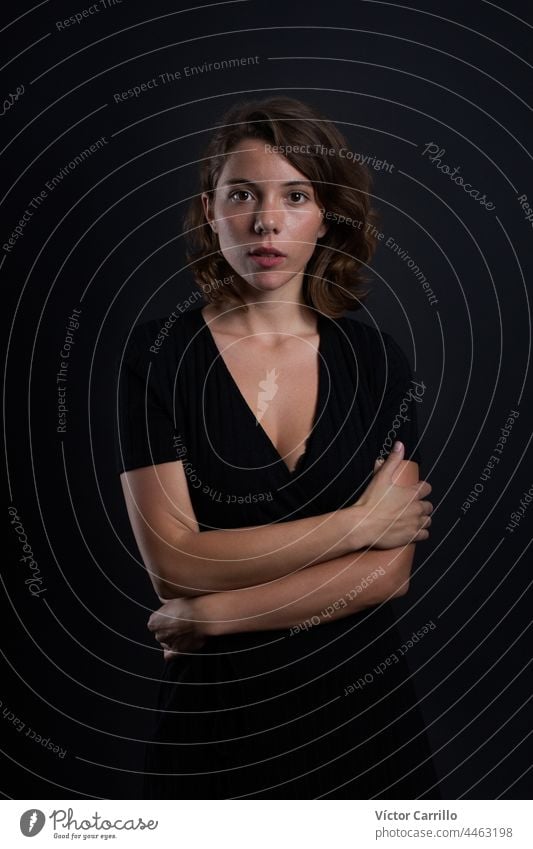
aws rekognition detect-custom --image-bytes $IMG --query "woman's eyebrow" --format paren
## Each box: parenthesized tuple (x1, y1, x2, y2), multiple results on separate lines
(221, 178, 314, 187)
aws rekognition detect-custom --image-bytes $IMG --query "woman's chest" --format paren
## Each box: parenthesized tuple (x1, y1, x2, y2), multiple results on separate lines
(178, 345, 380, 524)
(209, 333, 321, 474)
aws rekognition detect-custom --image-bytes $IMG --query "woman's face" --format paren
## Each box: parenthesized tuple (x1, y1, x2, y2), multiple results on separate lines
(201, 139, 327, 295)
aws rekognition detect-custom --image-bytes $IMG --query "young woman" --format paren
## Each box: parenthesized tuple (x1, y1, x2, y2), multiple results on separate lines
(117, 97, 438, 799)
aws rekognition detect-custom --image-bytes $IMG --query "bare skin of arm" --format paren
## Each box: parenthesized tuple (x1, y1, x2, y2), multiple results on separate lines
(148, 459, 425, 654)
(121, 443, 431, 599)
(122, 461, 369, 598)
(194, 545, 413, 636)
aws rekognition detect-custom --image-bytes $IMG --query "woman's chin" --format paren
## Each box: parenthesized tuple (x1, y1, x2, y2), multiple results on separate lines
(244, 271, 297, 291)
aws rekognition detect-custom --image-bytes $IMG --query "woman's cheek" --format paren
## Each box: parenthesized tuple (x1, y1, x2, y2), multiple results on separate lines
(287, 211, 323, 240)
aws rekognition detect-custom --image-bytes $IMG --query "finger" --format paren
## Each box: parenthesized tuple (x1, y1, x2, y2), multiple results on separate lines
(380, 442, 405, 478)
(373, 457, 385, 474)
(417, 481, 432, 498)
(154, 630, 174, 644)
(147, 612, 164, 631)
(163, 648, 179, 661)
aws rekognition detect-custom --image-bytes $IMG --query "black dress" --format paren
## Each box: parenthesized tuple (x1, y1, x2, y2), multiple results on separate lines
(116, 302, 441, 799)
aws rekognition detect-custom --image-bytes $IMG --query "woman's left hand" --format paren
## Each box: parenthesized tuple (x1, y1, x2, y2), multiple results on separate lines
(147, 597, 207, 660)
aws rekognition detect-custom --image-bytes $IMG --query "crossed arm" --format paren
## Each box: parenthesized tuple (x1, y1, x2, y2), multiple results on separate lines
(191, 544, 413, 637)
(120, 455, 419, 639)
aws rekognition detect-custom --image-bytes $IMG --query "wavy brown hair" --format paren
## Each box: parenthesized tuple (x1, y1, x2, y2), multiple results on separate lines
(183, 96, 380, 317)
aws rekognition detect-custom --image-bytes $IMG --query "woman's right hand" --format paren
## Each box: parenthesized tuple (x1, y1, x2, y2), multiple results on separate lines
(350, 441, 433, 549)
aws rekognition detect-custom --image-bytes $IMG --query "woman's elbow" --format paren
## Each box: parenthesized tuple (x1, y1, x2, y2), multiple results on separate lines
(389, 578, 410, 598)
(148, 545, 219, 599)
(138, 535, 195, 599)
(385, 546, 415, 599)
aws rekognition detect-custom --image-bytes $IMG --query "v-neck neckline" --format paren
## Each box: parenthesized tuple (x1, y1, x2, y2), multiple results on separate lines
(197, 307, 328, 478)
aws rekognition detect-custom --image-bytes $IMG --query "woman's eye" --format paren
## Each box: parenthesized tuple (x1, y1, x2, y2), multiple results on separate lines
(288, 191, 309, 203)
(227, 189, 309, 203)
(229, 190, 253, 201)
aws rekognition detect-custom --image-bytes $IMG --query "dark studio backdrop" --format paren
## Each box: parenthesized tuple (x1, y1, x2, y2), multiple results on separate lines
(2, 0, 532, 800)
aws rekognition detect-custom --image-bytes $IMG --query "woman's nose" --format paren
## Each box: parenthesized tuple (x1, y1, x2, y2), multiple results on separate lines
(252, 195, 283, 233)
(253, 209, 281, 234)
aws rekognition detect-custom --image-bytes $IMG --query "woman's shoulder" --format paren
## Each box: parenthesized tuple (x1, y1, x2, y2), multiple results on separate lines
(119, 303, 204, 369)
(335, 313, 415, 390)
(335, 313, 400, 357)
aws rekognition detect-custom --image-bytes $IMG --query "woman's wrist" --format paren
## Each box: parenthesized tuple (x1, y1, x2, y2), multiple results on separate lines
(341, 503, 372, 551)
(190, 592, 229, 638)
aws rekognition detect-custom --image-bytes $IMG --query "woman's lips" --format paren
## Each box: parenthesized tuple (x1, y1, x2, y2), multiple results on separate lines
(249, 254, 286, 268)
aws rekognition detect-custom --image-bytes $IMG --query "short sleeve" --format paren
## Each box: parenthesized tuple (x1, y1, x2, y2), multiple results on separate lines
(115, 323, 181, 474)
(372, 331, 423, 467)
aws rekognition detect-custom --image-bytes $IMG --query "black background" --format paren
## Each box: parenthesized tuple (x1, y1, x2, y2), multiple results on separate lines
(2, 0, 532, 799)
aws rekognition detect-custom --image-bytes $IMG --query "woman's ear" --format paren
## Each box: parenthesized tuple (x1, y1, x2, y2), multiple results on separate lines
(201, 191, 217, 233)
(317, 206, 328, 239)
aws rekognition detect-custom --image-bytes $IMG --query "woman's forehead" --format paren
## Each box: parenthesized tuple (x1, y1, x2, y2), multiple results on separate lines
(217, 139, 311, 183)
